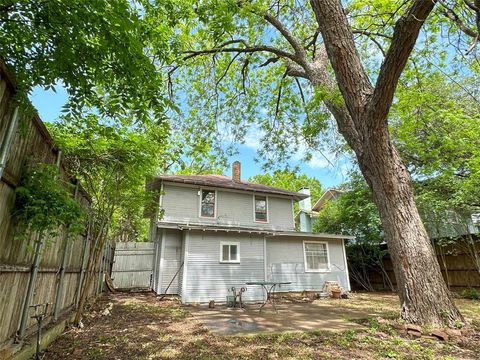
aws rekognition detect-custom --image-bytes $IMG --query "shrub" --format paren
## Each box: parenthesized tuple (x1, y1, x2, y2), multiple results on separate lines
(12, 161, 86, 241)
(461, 288, 480, 300)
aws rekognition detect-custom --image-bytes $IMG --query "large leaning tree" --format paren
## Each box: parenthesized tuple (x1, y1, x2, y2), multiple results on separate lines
(163, 0, 480, 326)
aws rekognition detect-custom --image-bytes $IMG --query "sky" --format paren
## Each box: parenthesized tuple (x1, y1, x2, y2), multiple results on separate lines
(30, 86, 350, 188)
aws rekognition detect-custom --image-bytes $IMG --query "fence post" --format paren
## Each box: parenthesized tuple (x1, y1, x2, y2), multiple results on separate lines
(17, 231, 45, 340)
(0, 106, 20, 179)
(96, 243, 107, 294)
(75, 221, 91, 308)
(53, 182, 79, 320)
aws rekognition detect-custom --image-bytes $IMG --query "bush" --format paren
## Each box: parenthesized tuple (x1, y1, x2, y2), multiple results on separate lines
(461, 288, 480, 300)
(12, 161, 86, 240)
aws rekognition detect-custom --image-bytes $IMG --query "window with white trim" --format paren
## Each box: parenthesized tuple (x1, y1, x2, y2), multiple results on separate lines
(200, 189, 216, 218)
(304, 241, 329, 271)
(254, 195, 268, 222)
(220, 242, 240, 263)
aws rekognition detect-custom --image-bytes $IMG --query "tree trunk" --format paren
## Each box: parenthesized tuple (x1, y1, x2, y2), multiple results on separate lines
(306, 0, 464, 326)
(73, 237, 99, 325)
(355, 126, 463, 326)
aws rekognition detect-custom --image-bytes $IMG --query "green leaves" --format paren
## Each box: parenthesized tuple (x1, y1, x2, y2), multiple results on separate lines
(0, 0, 186, 122)
(12, 162, 86, 240)
(249, 169, 323, 211)
(314, 174, 383, 244)
(390, 71, 480, 227)
(48, 114, 171, 242)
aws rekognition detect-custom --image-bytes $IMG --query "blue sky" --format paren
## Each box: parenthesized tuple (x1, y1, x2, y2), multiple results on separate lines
(30, 86, 348, 188)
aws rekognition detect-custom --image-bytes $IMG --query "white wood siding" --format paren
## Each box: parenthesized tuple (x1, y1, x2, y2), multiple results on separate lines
(182, 231, 265, 303)
(266, 237, 349, 291)
(268, 197, 295, 229)
(153, 229, 183, 294)
(161, 185, 199, 221)
(161, 183, 295, 230)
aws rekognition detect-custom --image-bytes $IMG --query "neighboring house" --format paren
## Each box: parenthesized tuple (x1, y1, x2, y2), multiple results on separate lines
(423, 210, 480, 240)
(146, 162, 352, 304)
(296, 188, 343, 232)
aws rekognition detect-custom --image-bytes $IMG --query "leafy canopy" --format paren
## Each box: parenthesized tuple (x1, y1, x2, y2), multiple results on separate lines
(249, 169, 323, 206)
(161, 0, 478, 170)
(0, 0, 188, 120)
(48, 114, 170, 242)
(12, 162, 86, 240)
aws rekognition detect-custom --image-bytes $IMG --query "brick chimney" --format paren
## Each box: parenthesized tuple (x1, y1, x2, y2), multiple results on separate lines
(232, 161, 241, 182)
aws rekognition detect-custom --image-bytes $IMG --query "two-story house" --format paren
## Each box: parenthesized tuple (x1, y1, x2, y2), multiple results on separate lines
(147, 162, 352, 304)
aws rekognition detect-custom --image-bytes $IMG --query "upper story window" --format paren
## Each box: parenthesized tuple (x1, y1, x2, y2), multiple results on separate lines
(254, 195, 268, 222)
(200, 189, 216, 218)
(303, 241, 330, 272)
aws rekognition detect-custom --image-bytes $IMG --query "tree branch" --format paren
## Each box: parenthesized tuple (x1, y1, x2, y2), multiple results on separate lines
(275, 72, 288, 119)
(182, 43, 297, 63)
(310, 0, 373, 118)
(439, 0, 478, 38)
(370, 0, 436, 128)
(352, 29, 393, 40)
(353, 31, 388, 57)
(263, 11, 307, 63)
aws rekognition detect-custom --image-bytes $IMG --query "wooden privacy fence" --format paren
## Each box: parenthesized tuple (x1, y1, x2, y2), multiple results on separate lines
(0, 61, 112, 352)
(111, 242, 155, 290)
(362, 241, 480, 291)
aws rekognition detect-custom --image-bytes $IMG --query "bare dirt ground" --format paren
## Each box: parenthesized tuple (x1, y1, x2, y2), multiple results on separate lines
(44, 292, 480, 360)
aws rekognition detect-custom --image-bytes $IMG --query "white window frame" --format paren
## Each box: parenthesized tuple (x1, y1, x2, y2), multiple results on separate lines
(199, 188, 217, 219)
(253, 194, 269, 223)
(303, 240, 331, 272)
(219, 241, 240, 263)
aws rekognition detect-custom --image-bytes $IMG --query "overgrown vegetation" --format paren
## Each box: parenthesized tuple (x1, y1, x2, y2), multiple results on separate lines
(461, 288, 480, 301)
(12, 161, 85, 243)
(48, 114, 173, 324)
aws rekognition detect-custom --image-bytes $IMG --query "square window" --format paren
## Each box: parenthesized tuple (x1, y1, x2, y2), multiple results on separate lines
(220, 242, 240, 263)
(201, 190, 215, 217)
(304, 242, 329, 271)
(254, 195, 267, 222)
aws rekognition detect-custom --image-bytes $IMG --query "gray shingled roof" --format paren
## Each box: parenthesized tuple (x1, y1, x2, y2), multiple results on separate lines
(148, 174, 309, 201)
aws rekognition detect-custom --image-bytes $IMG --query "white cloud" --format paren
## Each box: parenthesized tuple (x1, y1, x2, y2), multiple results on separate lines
(238, 123, 352, 178)
(242, 124, 264, 151)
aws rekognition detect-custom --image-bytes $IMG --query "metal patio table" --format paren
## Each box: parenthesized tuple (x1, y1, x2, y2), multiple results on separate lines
(245, 281, 292, 312)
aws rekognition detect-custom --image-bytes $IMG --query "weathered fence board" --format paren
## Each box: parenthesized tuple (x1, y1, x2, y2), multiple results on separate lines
(0, 60, 108, 355)
(111, 242, 155, 289)
(360, 241, 480, 291)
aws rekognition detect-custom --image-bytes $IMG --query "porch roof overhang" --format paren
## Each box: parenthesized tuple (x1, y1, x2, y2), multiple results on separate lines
(267, 231, 355, 240)
(155, 221, 354, 239)
(156, 221, 273, 234)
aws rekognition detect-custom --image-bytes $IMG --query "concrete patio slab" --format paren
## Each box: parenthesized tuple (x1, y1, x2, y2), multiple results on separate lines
(190, 300, 373, 335)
